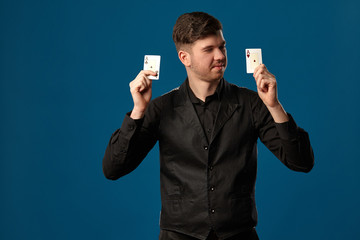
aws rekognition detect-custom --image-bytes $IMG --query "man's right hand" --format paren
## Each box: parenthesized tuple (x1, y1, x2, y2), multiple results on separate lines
(129, 70, 157, 119)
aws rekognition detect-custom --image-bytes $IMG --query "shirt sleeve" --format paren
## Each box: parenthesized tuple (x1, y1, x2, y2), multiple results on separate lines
(102, 100, 160, 180)
(274, 115, 298, 141)
(252, 95, 314, 173)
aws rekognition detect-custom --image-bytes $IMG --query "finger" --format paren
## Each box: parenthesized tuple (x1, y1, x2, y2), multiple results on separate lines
(130, 83, 142, 93)
(258, 76, 270, 92)
(130, 78, 140, 90)
(255, 72, 264, 85)
(139, 78, 152, 94)
(142, 76, 154, 92)
(260, 79, 267, 92)
(130, 70, 154, 94)
(132, 75, 148, 88)
(253, 64, 264, 77)
(132, 71, 154, 85)
(258, 65, 275, 80)
(130, 79, 145, 93)
(141, 70, 158, 77)
(254, 65, 267, 80)
(256, 75, 262, 90)
(148, 78, 152, 88)
(144, 76, 152, 88)
(140, 80, 149, 92)
(140, 71, 155, 86)
(141, 77, 149, 90)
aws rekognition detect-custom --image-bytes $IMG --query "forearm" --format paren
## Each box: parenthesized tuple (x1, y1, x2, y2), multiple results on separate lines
(274, 116, 314, 172)
(256, 99, 314, 172)
(102, 114, 156, 180)
(130, 107, 146, 119)
(102, 120, 139, 180)
(266, 102, 289, 123)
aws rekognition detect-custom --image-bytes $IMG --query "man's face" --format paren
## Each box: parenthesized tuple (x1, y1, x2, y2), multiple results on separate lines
(186, 30, 227, 82)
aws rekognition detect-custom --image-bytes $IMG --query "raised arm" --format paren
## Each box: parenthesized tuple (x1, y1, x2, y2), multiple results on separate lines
(102, 70, 159, 180)
(252, 64, 314, 172)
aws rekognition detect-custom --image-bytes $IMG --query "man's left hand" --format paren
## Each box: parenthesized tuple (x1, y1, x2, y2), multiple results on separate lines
(253, 64, 279, 108)
(253, 64, 289, 123)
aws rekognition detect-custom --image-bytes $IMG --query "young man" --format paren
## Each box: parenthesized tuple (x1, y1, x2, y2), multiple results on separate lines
(103, 12, 314, 240)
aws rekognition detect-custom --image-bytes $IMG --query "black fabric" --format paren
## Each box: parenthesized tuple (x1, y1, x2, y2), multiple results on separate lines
(186, 79, 222, 142)
(103, 78, 314, 240)
(159, 228, 259, 240)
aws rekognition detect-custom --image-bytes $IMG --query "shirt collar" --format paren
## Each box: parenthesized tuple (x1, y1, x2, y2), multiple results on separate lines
(186, 78, 223, 104)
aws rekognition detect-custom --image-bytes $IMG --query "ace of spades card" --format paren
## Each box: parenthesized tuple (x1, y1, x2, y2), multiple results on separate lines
(143, 55, 161, 80)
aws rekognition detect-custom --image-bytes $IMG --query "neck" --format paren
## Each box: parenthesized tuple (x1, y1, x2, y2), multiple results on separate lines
(188, 77, 221, 102)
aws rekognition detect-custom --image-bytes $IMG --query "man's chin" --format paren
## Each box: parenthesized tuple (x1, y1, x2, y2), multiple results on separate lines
(212, 69, 225, 79)
(205, 74, 224, 83)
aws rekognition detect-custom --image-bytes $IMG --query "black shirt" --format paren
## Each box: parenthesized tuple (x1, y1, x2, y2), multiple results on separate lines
(186, 79, 223, 143)
(103, 79, 314, 240)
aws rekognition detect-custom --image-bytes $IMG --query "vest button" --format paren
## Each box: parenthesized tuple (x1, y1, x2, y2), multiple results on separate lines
(204, 146, 208, 150)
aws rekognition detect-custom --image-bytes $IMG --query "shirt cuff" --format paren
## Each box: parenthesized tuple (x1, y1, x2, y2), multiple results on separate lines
(119, 112, 144, 137)
(274, 114, 298, 141)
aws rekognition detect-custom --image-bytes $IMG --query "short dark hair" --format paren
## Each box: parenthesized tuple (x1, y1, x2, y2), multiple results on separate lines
(172, 12, 223, 51)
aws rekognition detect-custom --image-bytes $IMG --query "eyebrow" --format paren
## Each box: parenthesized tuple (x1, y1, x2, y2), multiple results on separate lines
(201, 40, 226, 50)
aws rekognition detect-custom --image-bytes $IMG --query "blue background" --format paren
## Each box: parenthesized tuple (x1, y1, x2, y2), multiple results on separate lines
(1, 0, 359, 239)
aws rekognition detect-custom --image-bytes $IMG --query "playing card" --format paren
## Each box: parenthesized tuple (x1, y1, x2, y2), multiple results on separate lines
(245, 49, 262, 74)
(143, 55, 161, 80)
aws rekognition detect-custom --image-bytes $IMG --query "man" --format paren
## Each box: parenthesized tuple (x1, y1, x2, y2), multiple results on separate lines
(103, 12, 314, 240)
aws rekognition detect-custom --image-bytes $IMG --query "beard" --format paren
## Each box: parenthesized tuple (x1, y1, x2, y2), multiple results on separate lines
(189, 60, 227, 82)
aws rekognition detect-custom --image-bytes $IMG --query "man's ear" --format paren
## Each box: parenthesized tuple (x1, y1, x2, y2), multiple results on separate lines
(178, 49, 191, 67)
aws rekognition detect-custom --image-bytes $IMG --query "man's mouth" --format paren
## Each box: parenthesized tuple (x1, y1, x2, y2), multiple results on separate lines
(212, 63, 225, 69)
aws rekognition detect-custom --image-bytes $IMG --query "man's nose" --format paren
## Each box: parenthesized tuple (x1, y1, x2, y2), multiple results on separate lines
(214, 48, 226, 61)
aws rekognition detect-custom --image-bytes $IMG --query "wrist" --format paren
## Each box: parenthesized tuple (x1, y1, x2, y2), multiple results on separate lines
(266, 101, 282, 111)
(130, 108, 145, 119)
(267, 102, 289, 123)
